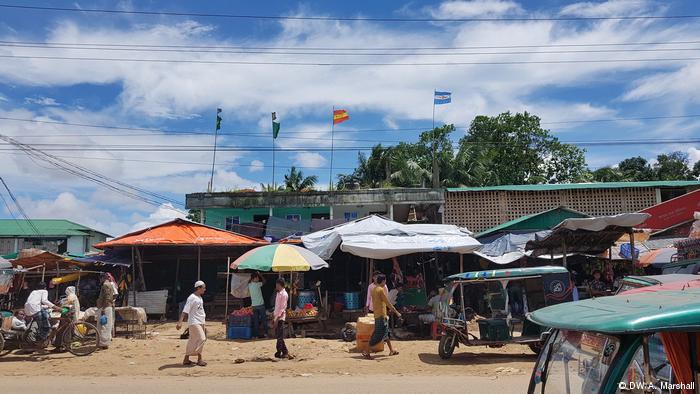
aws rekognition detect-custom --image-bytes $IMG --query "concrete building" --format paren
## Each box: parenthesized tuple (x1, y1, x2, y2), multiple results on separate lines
(0, 219, 111, 255)
(444, 181, 700, 233)
(185, 188, 445, 233)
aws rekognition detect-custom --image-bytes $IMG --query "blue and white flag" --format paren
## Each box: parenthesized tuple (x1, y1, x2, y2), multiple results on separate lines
(434, 91, 452, 105)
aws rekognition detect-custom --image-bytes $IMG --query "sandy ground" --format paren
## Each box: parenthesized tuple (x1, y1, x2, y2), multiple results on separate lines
(0, 322, 535, 392)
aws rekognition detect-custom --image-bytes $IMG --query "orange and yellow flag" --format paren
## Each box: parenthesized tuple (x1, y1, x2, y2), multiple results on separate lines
(333, 109, 349, 125)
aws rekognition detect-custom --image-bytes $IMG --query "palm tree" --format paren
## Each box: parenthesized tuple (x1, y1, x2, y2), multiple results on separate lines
(259, 183, 284, 192)
(284, 166, 318, 191)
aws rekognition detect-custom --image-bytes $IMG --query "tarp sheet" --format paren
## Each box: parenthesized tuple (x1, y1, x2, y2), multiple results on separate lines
(301, 215, 481, 260)
(95, 218, 268, 248)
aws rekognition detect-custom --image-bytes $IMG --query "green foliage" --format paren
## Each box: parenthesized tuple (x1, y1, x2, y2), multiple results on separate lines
(591, 167, 624, 182)
(653, 151, 693, 181)
(694, 161, 700, 179)
(259, 183, 284, 192)
(186, 209, 201, 223)
(284, 166, 318, 191)
(618, 156, 654, 181)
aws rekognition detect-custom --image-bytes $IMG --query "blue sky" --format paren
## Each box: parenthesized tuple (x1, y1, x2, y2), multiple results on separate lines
(0, 0, 699, 236)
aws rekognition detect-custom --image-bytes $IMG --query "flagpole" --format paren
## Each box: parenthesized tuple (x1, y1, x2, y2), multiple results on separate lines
(329, 106, 335, 191)
(431, 90, 438, 188)
(272, 117, 276, 190)
(208, 109, 220, 192)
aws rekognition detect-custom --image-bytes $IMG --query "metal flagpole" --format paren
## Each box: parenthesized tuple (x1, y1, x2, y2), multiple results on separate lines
(272, 114, 276, 190)
(329, 106, 335, 191)
(208, 108, 221, 192)
(431, 90, 438, 188)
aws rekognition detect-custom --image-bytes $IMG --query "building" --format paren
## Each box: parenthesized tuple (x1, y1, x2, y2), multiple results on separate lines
(185, 188, 445, 237)
(0, 219, 111, 255)
(445, 181, 700, 233)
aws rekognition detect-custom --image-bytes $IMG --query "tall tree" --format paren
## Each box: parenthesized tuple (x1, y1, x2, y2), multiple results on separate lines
(693, 161, 700, 180)
(284, 166, 318, 191)
(618, 156, 654, 181)
(591, 167, 624, 182)
(654, 151, 693, 180)
(454, 112, 588, 186)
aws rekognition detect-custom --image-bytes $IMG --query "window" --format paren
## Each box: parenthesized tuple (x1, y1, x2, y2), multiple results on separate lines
(225, 216, 240, 230)
(286, 214, 301, 222)
(617, 334, 674, 393)
(344, 212, 358, 222)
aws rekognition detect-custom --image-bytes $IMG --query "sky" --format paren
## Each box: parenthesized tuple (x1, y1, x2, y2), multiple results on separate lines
(0, 0, 699, 237)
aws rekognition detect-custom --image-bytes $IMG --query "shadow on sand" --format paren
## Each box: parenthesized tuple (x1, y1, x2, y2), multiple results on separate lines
(418, 351, 536, 366)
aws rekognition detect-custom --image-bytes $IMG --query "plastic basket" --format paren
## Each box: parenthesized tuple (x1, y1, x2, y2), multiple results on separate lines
(229, 315, 252, 327)
(227, 326, 252, 340)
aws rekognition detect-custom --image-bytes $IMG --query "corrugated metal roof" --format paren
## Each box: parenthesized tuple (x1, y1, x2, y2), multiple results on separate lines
(0, 219, 110, 237)
(447, 180, 700, 192)
(476, 206, 590, 239)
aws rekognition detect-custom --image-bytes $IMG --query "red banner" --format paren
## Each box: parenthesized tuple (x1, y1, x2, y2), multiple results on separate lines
(639, 189, 700, 231)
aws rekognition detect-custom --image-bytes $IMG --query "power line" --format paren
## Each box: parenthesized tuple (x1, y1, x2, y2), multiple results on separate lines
(0, 3, 698, 22)
(6, 42, 700, 56)
(3, 39, 700, 51)
(0, 176, 41, 235)
(3, 53, 699, 66)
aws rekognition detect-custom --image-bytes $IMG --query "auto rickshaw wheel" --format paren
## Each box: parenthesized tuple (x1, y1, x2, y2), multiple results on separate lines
(439, 332, 457, 359)
(528, 342, 543, 354)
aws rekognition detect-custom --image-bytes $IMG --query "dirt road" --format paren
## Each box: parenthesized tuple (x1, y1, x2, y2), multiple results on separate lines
(0, 322, 535, 392)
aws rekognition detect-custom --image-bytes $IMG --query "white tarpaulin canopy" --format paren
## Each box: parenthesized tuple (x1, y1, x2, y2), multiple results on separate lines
(301, 215, 482, 260)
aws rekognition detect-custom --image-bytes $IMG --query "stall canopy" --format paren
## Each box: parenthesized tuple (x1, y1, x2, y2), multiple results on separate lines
(301, 215, 481, 260)
(10, 249, 82, 270)
(95, 218, 268, 248)
(475, 231, 555, 265)
(526, 213, 651, 256)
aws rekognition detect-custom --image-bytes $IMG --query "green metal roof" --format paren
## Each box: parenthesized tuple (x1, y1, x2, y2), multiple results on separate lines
(0, 219, 110, 237)
(447, 180, 700, 192)
(528, 288, 700, 333)
(476, 207, 590, 238)
(446, 265, 568, 281)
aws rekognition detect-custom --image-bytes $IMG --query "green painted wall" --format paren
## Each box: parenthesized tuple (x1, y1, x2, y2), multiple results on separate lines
(204, 206, 331, 229)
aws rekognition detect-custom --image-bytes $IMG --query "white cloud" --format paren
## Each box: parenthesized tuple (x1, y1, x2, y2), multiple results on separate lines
(622, 63, 700, 105)
(24, 96, 60, 106)
(18, 192, 129, 236)
(428, 1, 523, 18)
(249, 159, 264, 172)
(293, 152, 327, 168)
(688, 147, 700, 167)
(129, 203, 186, 232)
(560, 0, 654, 17)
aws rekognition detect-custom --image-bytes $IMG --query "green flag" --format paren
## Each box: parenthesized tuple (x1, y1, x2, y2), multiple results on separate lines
(272, 112, 280, 139)
(216, 108, 222, 131)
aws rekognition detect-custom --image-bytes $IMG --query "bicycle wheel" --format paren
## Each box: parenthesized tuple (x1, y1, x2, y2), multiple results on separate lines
(62, 321, 99, 356)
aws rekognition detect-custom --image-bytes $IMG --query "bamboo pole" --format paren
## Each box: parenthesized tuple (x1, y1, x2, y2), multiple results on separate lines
(224, 257, 230, 318)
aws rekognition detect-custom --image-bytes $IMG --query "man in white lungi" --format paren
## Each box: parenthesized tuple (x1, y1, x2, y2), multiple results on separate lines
(177, 280, 207, 366)
(96, 274, 116, 349)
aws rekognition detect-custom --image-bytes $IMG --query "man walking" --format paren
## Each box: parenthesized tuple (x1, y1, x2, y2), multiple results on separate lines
(363, 274, 401, 359)
(177, 280, 207, 366)
(273, 277, 292, 359)
(96, 273, 115, 349)
(365, 270, 388, 313)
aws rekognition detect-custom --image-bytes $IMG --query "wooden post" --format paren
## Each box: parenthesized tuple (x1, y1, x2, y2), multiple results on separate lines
(562, 239, 568, 269)
(197, 246, 201, 280)
(55, 261, 61, 303)
(136, 247, 146, 291)
(173, 258, 180, 315)
(630, 231, 636, 271)
(459, 254, 464, 273)
(224, 257, 230, 318)
(131, 246, 136, 306)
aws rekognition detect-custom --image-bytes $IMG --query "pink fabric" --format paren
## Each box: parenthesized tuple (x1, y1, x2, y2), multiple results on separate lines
(365, 283, 389, 310)
(274, 289, 288, 321)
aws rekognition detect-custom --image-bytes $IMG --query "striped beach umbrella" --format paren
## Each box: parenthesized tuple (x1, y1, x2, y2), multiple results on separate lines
(230, 244, 329, 272)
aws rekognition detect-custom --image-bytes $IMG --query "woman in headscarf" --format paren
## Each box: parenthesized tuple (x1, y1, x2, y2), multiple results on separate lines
(61, 286, 84, 322)
(96, 273, 116, 349)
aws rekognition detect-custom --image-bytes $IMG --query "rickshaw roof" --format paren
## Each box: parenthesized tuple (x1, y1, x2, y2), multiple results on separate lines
(528, 287, 700, 334)
(445, 265, 568, 281)
(622, 274, 698, 287)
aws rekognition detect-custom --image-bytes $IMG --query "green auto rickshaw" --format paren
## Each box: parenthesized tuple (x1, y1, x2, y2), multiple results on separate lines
(439, 266, 573, 359)
(527, 287, 700, 393)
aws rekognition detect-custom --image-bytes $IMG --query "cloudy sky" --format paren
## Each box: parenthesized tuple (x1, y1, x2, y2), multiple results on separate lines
(0, 0, 699, 236)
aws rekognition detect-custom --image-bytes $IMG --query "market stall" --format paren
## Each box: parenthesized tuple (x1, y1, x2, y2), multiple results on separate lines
(228, 243, 329, 339)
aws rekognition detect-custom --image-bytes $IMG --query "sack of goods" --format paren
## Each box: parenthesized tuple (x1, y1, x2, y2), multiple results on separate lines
(229, 307, 253, 327)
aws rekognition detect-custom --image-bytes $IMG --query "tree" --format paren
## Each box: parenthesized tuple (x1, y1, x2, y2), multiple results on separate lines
(283, 166, 318, 191)
(591, 167, 623, 182)
(618, 156, 654, 181)
(259, 183, 284, 192)
(454, 112, 588, 186)
(654, 151, 693, 180)
(694, 161, 700, 179)
(186, 209, 201, 223)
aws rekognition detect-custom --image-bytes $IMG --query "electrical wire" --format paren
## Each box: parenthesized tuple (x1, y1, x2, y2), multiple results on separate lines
(0, 4, 698, 22)
(2, 53, 699, 66)
(3, 39, 700, 51)
(0, 176, 41, 235)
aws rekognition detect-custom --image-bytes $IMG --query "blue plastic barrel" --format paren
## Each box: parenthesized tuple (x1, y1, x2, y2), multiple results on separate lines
(297, 290, 317, 308)
(343, 291, 360, 310)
